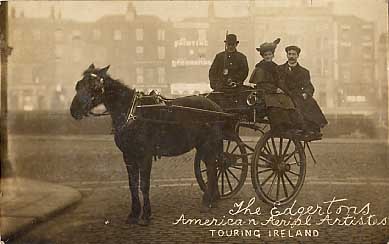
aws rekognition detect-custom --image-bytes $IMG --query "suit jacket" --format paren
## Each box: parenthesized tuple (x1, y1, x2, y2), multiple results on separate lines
(209, 50, 249, 91)
(277, 62, 314, 98)
(278, 62, 328, 128)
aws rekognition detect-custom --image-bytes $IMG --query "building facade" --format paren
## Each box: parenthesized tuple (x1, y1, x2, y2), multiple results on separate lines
(7, 1, 382, 123)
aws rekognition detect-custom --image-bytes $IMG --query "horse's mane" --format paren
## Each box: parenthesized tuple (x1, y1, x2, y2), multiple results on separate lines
(103, 75, 135, 107)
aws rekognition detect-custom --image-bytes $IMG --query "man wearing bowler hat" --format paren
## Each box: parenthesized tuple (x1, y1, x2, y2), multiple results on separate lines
(209, 33, 249, 91)
(278, 45, 328, 137)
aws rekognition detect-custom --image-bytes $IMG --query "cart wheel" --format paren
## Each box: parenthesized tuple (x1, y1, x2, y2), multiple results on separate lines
(251, 131, 306, 206)
(194, 135, 249, 199)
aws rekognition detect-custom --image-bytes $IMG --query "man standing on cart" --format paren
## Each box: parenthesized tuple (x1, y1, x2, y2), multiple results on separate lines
(209, 33, 249, 91)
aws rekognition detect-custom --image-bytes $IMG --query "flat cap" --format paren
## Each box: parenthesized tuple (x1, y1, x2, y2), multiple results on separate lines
(285, 45, 301, 54)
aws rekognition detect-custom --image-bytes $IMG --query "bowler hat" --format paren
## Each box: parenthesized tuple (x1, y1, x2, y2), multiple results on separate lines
(285, 45, 301, 54)
(256, 38, 281, 55)
(224, 34, 239, 44)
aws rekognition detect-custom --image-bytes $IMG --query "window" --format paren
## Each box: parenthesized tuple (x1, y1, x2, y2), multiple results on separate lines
(32, 30, 41, 40)
(362, 24, 372, 30)
(55, 29, 63, 41)
(157, 67, 165, 83)
(136, 28, 143, 41)
(13, 30, 22, 41)
(158, 46, 165, 59)
(346, 96, 366, 102)
(136, 67, 144, 83)
(93, 29, 101, 40)
(73, 48, 82, 62)
(340, 24, 351, 30)
(342, 70, 351, 82)
(157, 29, 165, 41)
(145, 68, 154, 83)
(362, 67, 373, 82)
(72, 30, 81, 40)
(136, 46, 144, 57)
(113, 30, 122, 41)
(55, 46, 63, 60)
(198, 29, 206, 41)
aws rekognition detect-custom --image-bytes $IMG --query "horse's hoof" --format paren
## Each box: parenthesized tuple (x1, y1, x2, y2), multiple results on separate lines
(138, 218, 151, 226)
(126, 217, 138, 225)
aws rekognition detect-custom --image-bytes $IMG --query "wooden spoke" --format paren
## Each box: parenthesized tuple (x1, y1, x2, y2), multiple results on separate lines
(267, 173, 277, 196)
(261, 172, 275, 187)
(286, 170, 300, 177)
(281, 174, 288, 198)
(279, 138, 283, 158)
(231, 166, 243, 170)
(256, 163, 272, 168)
(225, 172, 233, 193)
(287, 161, 298, 166)
(281, 139, 291, 159)
(258, 155, 273, 165)
(245, 144, 255, 152)
(231, 144, 239, 154)
(284, 172, 295, 189)
(271, 137, 278, 157)
(276, 174, 281, 201)
(262, 144, 271, 155)
(283, 150, 296, 162)
(217, 170, 222, 180)
(225, 140, 231, 152)
(257, 168, 273, 174)
(221, 170, 225, 195)
(251, 131, 306, 206)
(227, 168, 240, 182)
(266, 141, 272, 154)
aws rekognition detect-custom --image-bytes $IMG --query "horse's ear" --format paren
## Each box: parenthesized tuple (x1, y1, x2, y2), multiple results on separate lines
(88, 63, 95, 70)
(99, 65, 110, 75)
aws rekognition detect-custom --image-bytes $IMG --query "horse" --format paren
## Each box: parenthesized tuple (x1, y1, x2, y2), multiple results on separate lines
(70, 64, 223, 225)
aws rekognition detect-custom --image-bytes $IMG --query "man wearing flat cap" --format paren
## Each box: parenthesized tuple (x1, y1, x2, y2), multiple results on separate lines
(209, 34, 249, 91)
(278, 45, 328, 136)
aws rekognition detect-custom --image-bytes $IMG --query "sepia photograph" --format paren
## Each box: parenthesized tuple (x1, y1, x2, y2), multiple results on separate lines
(1, 0, 388, 243)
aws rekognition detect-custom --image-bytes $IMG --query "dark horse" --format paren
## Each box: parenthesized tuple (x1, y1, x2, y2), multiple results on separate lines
(70, 64, 223, 225)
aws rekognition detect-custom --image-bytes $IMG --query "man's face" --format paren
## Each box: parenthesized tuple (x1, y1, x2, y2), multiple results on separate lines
(226, 42, 237, 52)
(287, 50, 299, 64)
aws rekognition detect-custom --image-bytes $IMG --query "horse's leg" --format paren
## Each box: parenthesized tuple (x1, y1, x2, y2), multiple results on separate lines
(139, 155, 153, 226)
(197, 146, 218, 212)
(123, 154, 141, 224)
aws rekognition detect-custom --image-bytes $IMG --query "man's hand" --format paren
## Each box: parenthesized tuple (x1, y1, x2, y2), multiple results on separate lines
(302, 93, 308, 100)
(276, 88, 284, 94)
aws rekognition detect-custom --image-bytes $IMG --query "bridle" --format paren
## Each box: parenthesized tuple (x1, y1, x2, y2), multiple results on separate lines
(86, 73, 110, 117)
(85, 72, 143, 130)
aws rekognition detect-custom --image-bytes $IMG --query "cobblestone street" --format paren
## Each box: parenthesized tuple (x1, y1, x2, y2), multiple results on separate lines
(7, 136, 389, 244)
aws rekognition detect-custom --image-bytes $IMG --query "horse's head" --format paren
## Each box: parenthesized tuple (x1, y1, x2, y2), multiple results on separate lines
(70, 63, 110, 120)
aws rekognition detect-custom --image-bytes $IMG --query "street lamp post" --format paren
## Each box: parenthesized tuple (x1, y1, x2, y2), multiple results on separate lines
(1, 1, 13, 177)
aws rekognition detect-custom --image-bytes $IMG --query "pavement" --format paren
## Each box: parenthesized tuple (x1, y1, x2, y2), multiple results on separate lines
(0, 177, 82, 240)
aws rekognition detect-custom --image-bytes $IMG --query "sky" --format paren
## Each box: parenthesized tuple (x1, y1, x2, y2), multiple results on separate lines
(8, 0, 389, 34)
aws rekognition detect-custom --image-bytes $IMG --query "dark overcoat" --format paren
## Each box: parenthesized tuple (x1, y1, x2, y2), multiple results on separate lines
(277, 62, 328, 130)
(209, 50, 249, 91)
(249, 60, 295, 130)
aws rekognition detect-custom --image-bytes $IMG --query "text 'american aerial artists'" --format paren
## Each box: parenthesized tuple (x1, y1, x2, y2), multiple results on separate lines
(173, 197, 388, 239)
